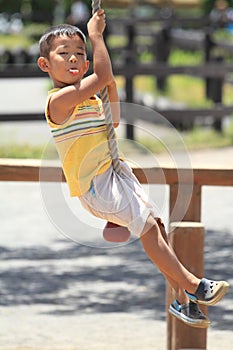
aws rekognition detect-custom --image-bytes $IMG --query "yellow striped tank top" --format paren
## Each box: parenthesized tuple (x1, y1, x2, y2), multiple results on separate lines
(45, 88, 112, 197)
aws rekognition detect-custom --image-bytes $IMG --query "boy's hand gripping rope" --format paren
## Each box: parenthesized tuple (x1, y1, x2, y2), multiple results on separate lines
(92, 0, 122, 176)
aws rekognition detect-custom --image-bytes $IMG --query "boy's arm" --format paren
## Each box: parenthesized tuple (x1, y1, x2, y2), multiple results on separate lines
(107, 80, 120, 128)
(49, 10, 115, 124)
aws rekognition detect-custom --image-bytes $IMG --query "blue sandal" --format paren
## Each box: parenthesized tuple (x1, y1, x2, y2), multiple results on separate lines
(169, 299, 210, 328)
(185, 278, 230, 306)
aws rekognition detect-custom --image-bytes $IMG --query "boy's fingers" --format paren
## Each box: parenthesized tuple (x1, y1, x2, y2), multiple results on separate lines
(96, 11, 106, 23)
(95, 9, 104, 16)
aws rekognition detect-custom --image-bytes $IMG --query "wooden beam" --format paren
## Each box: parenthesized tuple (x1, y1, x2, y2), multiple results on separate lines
(113, 63, 230, 79)
(102, 0, 201, 8)
(0, 159, 65, 182)
(133, 167, 233, 187)
(2, 63, 231, 79)
(0, 113, 45, 122)
(0, 159, 233, 187)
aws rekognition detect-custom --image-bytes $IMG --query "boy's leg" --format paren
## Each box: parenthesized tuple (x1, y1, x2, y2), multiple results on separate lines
(140, 215, 229, 306)
(141, 216, 222, 328)
(140, 215, 200, 293)
(154, 218, 189, 304)
(141, 217, 211, 327)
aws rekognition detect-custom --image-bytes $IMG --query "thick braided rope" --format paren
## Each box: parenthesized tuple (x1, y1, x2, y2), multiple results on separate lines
(92, 0, 122, 175)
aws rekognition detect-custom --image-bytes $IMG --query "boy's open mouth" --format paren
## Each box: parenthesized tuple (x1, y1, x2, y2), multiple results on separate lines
(69, 68, 79, 75)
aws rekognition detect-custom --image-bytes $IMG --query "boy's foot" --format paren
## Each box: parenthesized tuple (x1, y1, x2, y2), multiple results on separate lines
(169, 299, 210, 328)
(185, 278, 230, 306)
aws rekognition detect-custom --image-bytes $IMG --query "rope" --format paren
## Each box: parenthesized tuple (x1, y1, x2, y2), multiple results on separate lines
(91, 0, 122, 175)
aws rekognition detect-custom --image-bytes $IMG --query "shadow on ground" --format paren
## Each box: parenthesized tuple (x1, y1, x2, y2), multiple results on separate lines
(0, 229, 232, 330)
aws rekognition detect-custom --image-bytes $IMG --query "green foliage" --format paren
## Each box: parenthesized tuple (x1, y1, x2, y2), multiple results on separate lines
(136, 118, 233, 154)
(225, 117, 233, 142)
(0, 0, 92, 22)
(0, 143, 57, 159)
(183, 124, 233, 149)
(0, 0, 23, 13)
(0, 33, 32, 48)
(1, 118, 233, 159)
(0, 144, 43, 159)
(202, 0, 233, 14)
(169, 49, 203, 66)
(22, 23, 49, 42)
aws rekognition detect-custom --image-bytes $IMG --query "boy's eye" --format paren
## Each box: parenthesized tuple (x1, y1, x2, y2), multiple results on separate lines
(58, 52, 84, 56)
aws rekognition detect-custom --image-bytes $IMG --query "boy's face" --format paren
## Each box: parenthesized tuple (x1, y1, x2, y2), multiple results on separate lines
(38, 35, 89, 88)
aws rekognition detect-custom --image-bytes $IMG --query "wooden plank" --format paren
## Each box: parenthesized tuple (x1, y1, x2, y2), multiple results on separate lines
(157, 106, 233, 121)
(1, 104, 233, 123)
(193, 168, 233, 186)
(114, 62, 229, 78)
(2, 105, 233, 123)
(129, 105, 233, 123)
(0, 159, 65, 182)
(0, 113, 45, 122)
(1, 160, 233, 187)
(0, 65, 46, 78)
(103, 0, 201, 8)
(1, 62, 232, 79)
(133, 168, 233, 187)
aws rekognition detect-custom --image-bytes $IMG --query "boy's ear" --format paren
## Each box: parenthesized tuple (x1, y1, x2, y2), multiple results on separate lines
(84, 60, 90, 74)
(37, 56, 50, 72)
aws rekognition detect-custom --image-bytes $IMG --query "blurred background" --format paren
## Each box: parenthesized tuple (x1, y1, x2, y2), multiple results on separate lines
(1, 0, 233, 157)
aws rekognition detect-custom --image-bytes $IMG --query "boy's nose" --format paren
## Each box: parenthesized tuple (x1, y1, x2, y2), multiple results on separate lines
(69, 54, 78, 62)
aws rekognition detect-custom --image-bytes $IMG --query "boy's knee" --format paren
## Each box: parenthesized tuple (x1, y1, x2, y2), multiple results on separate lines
(140, 214, 160, 237)
(155, 217, 165, 228)
(140, 215, 167, 242)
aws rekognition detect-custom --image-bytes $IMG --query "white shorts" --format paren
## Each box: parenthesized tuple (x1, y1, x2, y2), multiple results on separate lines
(79, 161, 159, 237)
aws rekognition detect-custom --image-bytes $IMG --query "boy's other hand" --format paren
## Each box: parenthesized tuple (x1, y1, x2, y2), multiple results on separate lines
(88, 9, 106, 38)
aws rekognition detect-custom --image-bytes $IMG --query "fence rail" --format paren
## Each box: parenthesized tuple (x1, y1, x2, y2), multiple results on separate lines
(1, 158, 233, 200)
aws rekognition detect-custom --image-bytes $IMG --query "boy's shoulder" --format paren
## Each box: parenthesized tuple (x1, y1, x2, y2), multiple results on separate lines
(47, 88, 101, 107)
(45, 89, 103, 127)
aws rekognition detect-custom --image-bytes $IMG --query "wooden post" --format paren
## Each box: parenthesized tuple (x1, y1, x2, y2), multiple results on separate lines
(169, 183, 202, 223)
(204, 29, 213, 100)
(155, 25, 171, 91)
(167, 183, 207, 350)
(167, 222, 207, 350)
(125, 21, 135, 140)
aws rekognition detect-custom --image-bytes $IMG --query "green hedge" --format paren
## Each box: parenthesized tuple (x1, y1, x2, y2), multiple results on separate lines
(0, 0, 92, 23)
(202, 0, 233, 13)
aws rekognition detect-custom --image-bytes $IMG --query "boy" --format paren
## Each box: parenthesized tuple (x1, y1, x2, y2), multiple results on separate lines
(38, 10, 229, 328)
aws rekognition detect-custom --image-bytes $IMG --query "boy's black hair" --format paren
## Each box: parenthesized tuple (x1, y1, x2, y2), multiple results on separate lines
(39, 24, 86, 57)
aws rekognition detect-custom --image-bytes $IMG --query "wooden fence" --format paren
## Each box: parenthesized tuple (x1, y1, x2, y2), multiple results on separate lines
(102, 0, 201, 8)
(0, 158, 232, 349)
(1, 14, 233, 136)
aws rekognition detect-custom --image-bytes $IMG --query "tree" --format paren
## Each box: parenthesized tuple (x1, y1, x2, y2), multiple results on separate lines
(0, 0, 23, 13)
